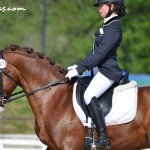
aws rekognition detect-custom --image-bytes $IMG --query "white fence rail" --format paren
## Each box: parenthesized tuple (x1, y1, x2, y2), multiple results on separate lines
(0, 134, 149, 150)
(0, 134, 47, 150)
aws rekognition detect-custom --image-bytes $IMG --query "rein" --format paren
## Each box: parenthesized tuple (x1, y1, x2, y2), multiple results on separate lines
(2, 69, 67, 104)
(7, 77, 67, 102)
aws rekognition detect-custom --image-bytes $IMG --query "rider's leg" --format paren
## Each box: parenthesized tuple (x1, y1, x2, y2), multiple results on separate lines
(84, 70, 114, 148)
(88, 97, 111, 148)
(84, 67, 114, 104)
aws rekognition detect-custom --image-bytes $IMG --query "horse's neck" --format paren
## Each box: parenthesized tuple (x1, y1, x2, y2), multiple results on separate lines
(18, 60, 66, 102)
(5, 51, 68, 111)
(15, 54, 70, 107)
(4, 50, 76, 138)
(24, 72, 72, 132)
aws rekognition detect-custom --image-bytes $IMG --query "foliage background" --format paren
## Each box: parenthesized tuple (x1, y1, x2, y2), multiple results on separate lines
(0, 0, 150, 73)
(0, 0, 149, 133)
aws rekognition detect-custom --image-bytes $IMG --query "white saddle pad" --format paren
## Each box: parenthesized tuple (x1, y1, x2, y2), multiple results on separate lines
(73, 80, 138, 128)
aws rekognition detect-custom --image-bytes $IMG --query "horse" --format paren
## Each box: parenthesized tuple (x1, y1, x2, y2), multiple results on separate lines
(0, 44, 150, 150)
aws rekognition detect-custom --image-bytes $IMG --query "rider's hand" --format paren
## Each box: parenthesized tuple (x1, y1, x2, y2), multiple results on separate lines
(65, 69, 79, 80)
(0, 106, 4, 113)
(67, 65, 78, 71)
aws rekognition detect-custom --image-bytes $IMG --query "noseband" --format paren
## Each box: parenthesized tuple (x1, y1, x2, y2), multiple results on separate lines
(0, 52, 67, 107)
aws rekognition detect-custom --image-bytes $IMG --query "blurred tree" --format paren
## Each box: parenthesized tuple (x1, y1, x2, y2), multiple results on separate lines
(118, 0, 150, 73)
(0, 0, 149, 73)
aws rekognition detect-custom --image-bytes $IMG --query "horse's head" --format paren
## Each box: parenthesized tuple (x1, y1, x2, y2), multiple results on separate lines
(0, 62, 20, 107)
(0, 47, 21, 107)
(2, 64, 20, 95)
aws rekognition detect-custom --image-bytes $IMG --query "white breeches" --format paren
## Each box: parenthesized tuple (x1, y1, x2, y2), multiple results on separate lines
(84, 67, 114, 105)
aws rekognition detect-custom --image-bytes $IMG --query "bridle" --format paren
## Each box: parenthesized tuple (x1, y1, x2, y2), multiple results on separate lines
(0, 52, 67, 107)
(0, 67, 20, 106)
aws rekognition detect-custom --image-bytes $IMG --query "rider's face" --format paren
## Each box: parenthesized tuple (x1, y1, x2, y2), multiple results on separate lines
(97, 3, 109, 18)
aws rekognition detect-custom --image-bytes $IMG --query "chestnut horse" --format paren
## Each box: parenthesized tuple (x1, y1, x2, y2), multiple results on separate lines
(0, 45, 150, 150)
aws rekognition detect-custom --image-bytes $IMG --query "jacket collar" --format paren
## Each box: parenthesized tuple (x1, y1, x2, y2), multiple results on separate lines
(104, 15, 120, 26)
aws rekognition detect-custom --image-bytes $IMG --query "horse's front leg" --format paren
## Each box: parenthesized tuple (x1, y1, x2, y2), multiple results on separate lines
(35, 120, 52, 146)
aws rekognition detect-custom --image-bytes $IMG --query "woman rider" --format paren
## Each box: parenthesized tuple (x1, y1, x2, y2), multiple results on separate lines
(66, 0, 126, 148)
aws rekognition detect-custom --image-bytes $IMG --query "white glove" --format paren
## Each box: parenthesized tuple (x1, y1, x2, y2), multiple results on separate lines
(65, 69, 79, 80)
(67, 65, 78, 71)
(0, 106, 4, 113)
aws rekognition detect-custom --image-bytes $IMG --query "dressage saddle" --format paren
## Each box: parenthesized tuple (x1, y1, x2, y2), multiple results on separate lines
(76, 72, 129, 117)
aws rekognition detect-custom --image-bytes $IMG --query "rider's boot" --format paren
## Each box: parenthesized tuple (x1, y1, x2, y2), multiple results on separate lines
(87, 97, 111, 149)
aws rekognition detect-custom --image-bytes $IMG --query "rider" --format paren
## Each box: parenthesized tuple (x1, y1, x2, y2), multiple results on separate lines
(66, 0, 126, 149)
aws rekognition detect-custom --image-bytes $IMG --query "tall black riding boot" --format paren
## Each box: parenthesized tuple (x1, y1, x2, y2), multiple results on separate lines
(87, 97, 111, 149)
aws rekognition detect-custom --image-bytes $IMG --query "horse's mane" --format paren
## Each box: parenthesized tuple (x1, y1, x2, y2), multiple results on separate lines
(3, 44, 66, 74)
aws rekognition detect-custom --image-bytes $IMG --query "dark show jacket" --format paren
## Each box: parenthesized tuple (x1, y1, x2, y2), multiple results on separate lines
(76, 16, 123, 82)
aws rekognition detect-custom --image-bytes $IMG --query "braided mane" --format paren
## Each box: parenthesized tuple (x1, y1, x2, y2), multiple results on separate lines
(3, 44, 66, 74)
